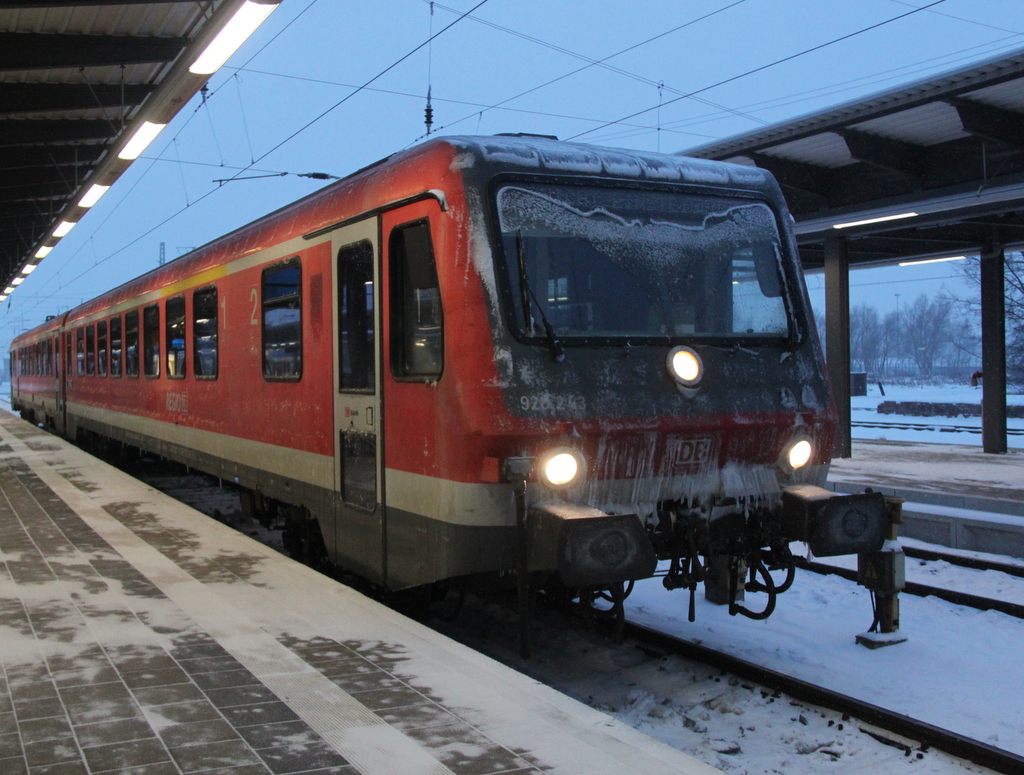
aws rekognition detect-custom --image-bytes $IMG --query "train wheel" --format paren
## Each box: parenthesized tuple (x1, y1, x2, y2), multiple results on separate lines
(429, 578, 466, 622)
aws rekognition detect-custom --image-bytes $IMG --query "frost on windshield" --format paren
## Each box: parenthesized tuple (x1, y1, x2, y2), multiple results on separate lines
(497, 184, 790, 341)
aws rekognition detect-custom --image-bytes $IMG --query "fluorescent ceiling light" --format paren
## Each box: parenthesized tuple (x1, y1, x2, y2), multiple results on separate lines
(34, 245, 53, 259)
(899, 255, 966, 267)
(0, 296, 6, 303)
(21, 264, 37, 274)
(11, 277, 24, 286)
(832, 212, 918, 229)
(118, 121, 166, 160)
(53, 220, 76, 237)
(80, 184, 110, 208)
(190, 1, 278, 75)
(3, 287, 13, 294)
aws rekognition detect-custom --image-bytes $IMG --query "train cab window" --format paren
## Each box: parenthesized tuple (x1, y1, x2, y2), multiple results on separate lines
(193, 286, 218, 379)
(262, 259, 301, 380)
(166, 296, 186, 379)
(389, 221, 443, 380)
(86, 325, 95, 375)
(110, 316, 122, 377)
(143, 304, 160, 377)
(125, 310, 139, 377)
(97, 321, 107, 376)
(76, 328, 85, 376)
(338, 241, 374, 391)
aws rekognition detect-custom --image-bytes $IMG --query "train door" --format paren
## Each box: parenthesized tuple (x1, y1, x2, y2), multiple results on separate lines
(54, 334, 65, 433)
(380, 200, 446, 590)
(331, 218, 385, 584)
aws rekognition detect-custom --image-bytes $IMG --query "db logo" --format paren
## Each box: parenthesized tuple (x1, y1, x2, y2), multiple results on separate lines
(675, 438, 711, 465)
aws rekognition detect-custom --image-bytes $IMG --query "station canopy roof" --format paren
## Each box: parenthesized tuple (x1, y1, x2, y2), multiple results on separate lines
(0, 0, 267, 299)
(684, 47, 1024, 269)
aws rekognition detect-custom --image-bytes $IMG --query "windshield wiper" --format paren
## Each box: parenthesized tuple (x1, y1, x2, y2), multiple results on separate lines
(515, 229, 564, 362)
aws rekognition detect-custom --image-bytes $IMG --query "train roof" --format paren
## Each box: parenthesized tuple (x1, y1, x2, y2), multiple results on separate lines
(445, 134, 776, 191)
(12, 135, 782, 347)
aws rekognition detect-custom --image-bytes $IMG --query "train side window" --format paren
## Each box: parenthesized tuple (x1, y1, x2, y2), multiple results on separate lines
(262, 258, 302, 380)
(97, 321, 108, 376)
(193, 286, 218, 379)
(144, 304, 160, 377)
(86, 325, 95, 375)
(125, 310, 139, 377)
(110, 316, 122, 377)
(338, 241, 374, 391)
(166, 296, 186, 379)
(389, 220, 443, 380)
(76, 328, 85, 376)
(66, 332, 72, 375)
(48, 338, 54, 376)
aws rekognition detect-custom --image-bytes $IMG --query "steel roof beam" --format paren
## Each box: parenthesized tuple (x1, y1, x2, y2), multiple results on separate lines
(0, 1, 182, 5)
(0, 83, 152, 115)
(0, 32, 187, 72)
(0, 119, 115, 145)
(950, 98, 1024, 151)
(747, 152, 827, 197)
(836, 129, 926, 179)
(0, 145, 105, 171)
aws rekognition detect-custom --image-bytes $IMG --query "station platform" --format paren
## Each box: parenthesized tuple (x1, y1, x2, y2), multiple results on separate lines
(827, 440, 1024, 559)
(827, 439, 1024, 516)
(0, 413, 718, 775)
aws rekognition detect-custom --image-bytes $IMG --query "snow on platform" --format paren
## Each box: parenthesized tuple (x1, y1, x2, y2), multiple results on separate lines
(827, 440, 1024, 515)
(0, 414, 719, 775)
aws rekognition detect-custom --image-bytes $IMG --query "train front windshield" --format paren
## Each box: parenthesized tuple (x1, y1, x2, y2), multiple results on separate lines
(496, 183, 793, 343)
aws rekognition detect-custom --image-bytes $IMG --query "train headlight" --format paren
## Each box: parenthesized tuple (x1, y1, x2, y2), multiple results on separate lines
(785, 439, 813, 471)
(667, 346, 702, 388)
(538, 448, 584, 488)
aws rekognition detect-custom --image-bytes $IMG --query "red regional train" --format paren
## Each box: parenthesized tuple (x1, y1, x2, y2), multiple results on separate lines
(10, 135, 887, 625)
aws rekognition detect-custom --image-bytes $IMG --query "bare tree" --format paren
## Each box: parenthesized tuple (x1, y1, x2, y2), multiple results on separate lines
(850, 304, 884, 374)
(880, 309, 901, 377)
(900, 294, 955, 377)
(951, 252, 1024, 388)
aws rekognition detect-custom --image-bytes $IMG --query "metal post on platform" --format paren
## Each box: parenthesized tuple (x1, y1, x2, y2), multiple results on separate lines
(980, 243, 1007, 454)
(825, 234, 852, 458)
(856, 497, 907, 649)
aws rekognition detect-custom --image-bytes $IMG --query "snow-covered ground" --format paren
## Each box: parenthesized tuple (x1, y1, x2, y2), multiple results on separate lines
(851, 382, 1024, 447)
(443, 542, 1023, 775)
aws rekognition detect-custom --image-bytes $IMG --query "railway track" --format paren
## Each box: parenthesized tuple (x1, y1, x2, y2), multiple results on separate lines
(852, 419, 1024, 436)
(797, 557, 1024, 619)
(903, 545, 1024, 579)
(622, 619, 1024, 775)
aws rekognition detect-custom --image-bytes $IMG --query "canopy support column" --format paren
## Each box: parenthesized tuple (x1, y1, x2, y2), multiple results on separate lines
(825, 234, 851, 458)
(980, 244, 1007, 454)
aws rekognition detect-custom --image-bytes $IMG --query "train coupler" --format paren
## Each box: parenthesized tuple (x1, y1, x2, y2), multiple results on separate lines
(856, 497, 907, 649)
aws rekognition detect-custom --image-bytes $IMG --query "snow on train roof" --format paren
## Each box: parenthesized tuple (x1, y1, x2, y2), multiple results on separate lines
(447, 135, 770, 188)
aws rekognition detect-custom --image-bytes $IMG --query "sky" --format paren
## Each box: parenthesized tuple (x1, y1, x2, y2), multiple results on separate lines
(5, 0, 1024, 346)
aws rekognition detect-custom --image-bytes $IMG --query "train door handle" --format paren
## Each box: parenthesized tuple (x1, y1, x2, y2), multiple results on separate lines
(366, 407, 374, 426)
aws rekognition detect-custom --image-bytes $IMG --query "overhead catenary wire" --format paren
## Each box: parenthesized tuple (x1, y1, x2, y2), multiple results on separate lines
(8, 0, 489, 321)
(566, 0, 950, 141)
(410, 0, 759, 143)
(3, 0, 326, 311)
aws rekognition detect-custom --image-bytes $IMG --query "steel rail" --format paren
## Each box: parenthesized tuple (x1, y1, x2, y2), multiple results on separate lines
(851, 420, 1024, 436)
(623, 620, 1024, 775)
(797, 559, 1024, 619)
(902, 546, 1024, 580)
